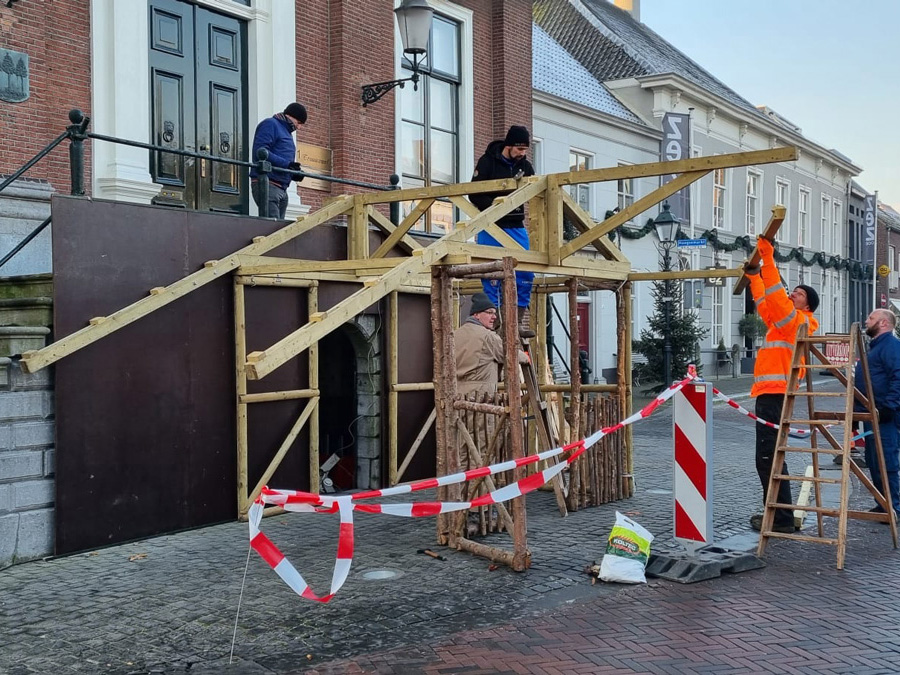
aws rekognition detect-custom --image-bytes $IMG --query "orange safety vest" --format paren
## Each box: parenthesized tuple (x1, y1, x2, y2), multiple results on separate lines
(749, 239, 819, 397)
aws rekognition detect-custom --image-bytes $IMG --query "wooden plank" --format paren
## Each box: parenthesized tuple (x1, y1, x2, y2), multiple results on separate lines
(732, 205, 787, 295)
(629, 268, 742, 281)
(245, 177, 548, 380)
(449, 195, 480, 218)
(370, 201, 430, 258)
(359, 175, 540, 205)
(249, 398, 318, 505)
(481, 221, 525, 250)
(308, 285, 320, 494)
(348, 195, 368, 260)
(545, 176, 563, 265)
(389, 291, 399, 486)
(560, 170, 708, 258)
(21, 194, 355, 373)
(559, 189, 627, 263)
(235, 279, 249, 515)
(237, 255, 407, 275)
(240, 389, 319, 403)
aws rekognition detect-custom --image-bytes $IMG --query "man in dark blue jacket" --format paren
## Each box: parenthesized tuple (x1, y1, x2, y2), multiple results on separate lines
(856, 308, 900, 517)
(469, 125, 536, 338)
(250, 102, 307, 219)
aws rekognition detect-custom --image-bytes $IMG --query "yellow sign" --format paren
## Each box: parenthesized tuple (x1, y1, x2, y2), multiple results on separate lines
(295, 143, 333, 192)
(879, 264, 891, 277)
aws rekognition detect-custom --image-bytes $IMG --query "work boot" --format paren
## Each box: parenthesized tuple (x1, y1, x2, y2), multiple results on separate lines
(750, 513, 796, 534)
(517, 306, 536, 339)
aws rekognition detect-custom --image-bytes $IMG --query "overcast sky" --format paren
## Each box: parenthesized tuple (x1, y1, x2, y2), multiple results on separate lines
(640, 0, 900, 207)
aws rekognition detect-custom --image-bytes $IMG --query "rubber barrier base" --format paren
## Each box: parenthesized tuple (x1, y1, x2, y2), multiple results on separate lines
(646, 546, 766, 584)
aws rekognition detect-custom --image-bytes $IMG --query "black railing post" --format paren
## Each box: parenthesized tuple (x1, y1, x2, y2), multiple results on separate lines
(255, 147, 272, 217)
(389, 173, 400, 225)
(67, 109, 90, 196)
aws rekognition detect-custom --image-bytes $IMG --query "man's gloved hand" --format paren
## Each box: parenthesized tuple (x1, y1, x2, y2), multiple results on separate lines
(878, 407, 895, 423)
(287, 162, 304, 182)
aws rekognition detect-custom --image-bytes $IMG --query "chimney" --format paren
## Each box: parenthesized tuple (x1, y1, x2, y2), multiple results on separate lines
(613, 0, 641, 22)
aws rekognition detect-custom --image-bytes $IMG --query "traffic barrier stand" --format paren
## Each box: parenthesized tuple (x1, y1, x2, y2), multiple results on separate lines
(646, 374, 765, 584)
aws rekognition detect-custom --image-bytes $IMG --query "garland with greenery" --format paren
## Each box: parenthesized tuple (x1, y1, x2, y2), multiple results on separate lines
(607, 212, 873, 281)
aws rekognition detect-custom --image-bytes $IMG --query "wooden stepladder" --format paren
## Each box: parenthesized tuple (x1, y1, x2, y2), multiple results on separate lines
(757, 323, 899, 568)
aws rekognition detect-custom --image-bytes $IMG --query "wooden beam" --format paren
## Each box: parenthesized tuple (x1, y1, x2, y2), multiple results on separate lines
(481, 221, 525, 250)
(560, 170, 708, 258)
(359, 175, 540, 205)
(21, 194, 355, 373)
(244, 177, 547, 380)
(235, 279, 249, 515)
(370, 201, 430, 258)
(449, 195, 480, 218)
(308, 285, 320, 494)
(551, 146, 797, 187)
(559, 189, 627, 263)
(629, 268, 742, 281)
(389, 290, 399, 486)
(347, 195, 368, 260)
(732, 205, 788, 295)
(237, 255, 406, 275)
(545, 176, 564, 265)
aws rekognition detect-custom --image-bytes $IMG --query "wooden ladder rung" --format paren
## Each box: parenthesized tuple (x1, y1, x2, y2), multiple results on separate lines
(795, 363, 843, 369)
(790, 392, 846, 398)
(769, 502, 840, 516)
(773, 474, 841, 484)
(763, 531, 838, 545)
(784, 418, 842, 425)
(778, 446, 842, 455)
(798, 335, 851, 343)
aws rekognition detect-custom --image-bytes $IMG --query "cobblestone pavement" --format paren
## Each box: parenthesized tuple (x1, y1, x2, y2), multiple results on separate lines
(3, 377, 898, 674)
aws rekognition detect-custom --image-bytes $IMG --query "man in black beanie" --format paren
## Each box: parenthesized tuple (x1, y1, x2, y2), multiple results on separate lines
(469, 125, 536, 338)
(250, 102, 307, 219)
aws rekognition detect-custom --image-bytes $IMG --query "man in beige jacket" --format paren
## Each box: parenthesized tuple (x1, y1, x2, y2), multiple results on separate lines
(455, 293, 528, 397)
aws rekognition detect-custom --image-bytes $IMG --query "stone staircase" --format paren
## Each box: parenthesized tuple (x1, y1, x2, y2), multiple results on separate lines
(0, 273, 52, 360)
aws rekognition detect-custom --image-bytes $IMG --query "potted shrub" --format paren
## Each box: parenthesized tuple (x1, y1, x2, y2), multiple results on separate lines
(738, 312, 767, 374)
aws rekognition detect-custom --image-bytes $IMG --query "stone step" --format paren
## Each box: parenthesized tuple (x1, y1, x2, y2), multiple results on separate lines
(0, 326, 50, 358)
(0, 297, 52, 328)
(0, 273, 53, 300)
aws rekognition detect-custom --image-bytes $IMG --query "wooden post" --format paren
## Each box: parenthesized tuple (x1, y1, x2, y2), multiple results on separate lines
(439, 266, 461, 545)
(389, 291, 399, 485)
(348, 194, 368, 260)
(308, 283, 320, 493)
(501, 256, 528, 571)
(568, 277, 581, 442)
(430, 268, 449, 545)
(235, 278, 249, 515)
(621, 281, 634, 497)
(545, 176, 563, 266)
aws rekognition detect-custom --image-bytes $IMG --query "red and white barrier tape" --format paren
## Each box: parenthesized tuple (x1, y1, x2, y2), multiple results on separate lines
(249, 370, 698, 602)
(711, 387, 813, 436)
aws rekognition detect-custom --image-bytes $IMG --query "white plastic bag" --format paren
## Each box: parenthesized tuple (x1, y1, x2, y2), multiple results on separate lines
(598, 511, 654, 584)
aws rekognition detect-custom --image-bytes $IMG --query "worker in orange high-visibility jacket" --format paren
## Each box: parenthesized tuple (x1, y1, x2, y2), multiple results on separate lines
(744, 236, 819, 534)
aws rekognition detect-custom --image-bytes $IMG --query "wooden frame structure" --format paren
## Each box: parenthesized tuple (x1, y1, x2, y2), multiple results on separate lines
(21, 147, 798, 532)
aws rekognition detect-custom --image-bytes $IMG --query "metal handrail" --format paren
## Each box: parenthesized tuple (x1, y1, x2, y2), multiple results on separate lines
(0, 108, 403, 270)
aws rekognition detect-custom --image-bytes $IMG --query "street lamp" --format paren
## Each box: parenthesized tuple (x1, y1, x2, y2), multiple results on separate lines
(653, 202, 681, 387)
(361, 0, 434, 106)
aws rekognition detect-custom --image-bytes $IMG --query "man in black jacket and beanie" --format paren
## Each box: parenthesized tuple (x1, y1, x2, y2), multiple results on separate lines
(469, 125, 536, 338)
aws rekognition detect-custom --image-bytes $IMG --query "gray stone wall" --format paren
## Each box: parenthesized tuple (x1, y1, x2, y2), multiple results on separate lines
(0, 178, 53, 276)
(0, 359, 54, 569)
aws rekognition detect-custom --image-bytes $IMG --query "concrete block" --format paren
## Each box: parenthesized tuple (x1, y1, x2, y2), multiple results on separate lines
(0, 326, 50, 358)
(356, 437, 380, 460)
(9, 362, 52, 392)
(0, 424, 12, 449)
(43, 448, 54, 477)
(13, 479, 54, 509)
(0, 390, 45, 421)
(0, 484, 12, 512)
(0, 512, 19, 569)
(41, 390, 54, 417)
(12, 420, 54, 448)
(15, 508, 53, 561)
(355, 415, 381, 438)
(0, 450, 43, 481)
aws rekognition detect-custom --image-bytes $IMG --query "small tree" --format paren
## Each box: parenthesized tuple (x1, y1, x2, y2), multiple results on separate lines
(634, 276, 708, 394)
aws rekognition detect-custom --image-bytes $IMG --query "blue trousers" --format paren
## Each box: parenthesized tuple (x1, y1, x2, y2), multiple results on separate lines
(864, 419, 900, 515)
(477, 227, 534, 308)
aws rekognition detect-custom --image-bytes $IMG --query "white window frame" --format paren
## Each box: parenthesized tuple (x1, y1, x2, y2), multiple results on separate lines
(820, 195, 831, 252)
(710, 253, 732, 347)
(393, 0, 474, 214)
(821, 271, 832, 330)
(712, 166, 728, 230)
(531, 137, 543, 175)
(745, 169, 761, 236)
(775, 178, 790, 243)
(568, 148, 594, 216)
(831, 199, 842, 254)
(798, 187, 811, 248)
(690, 146, 701, 235)
(617, 161, 635, 218)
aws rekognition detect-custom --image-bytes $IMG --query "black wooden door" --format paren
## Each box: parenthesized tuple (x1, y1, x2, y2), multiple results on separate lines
(149, 0, 248, 213)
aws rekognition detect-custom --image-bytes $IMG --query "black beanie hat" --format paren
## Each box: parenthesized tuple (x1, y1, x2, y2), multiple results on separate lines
(796, 284, 819, 312)
(504, 125, 530, 148)
(469, 292, 497, 315)
(283, 102, 307, 124)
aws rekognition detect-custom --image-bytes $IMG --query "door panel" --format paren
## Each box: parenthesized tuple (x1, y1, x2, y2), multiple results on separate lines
(196, 7, 247, 213)
(148, 0, 247, 213)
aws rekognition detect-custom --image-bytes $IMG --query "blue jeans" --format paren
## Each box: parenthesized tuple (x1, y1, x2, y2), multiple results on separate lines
(864, 418, 900, 514)
(476, 227, 534, 308)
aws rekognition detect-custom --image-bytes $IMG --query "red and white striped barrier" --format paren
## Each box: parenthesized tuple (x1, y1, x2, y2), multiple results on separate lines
(711, 388, 812, 436)
(249, 372, 697, 602)
(673, 381, 713, 547)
